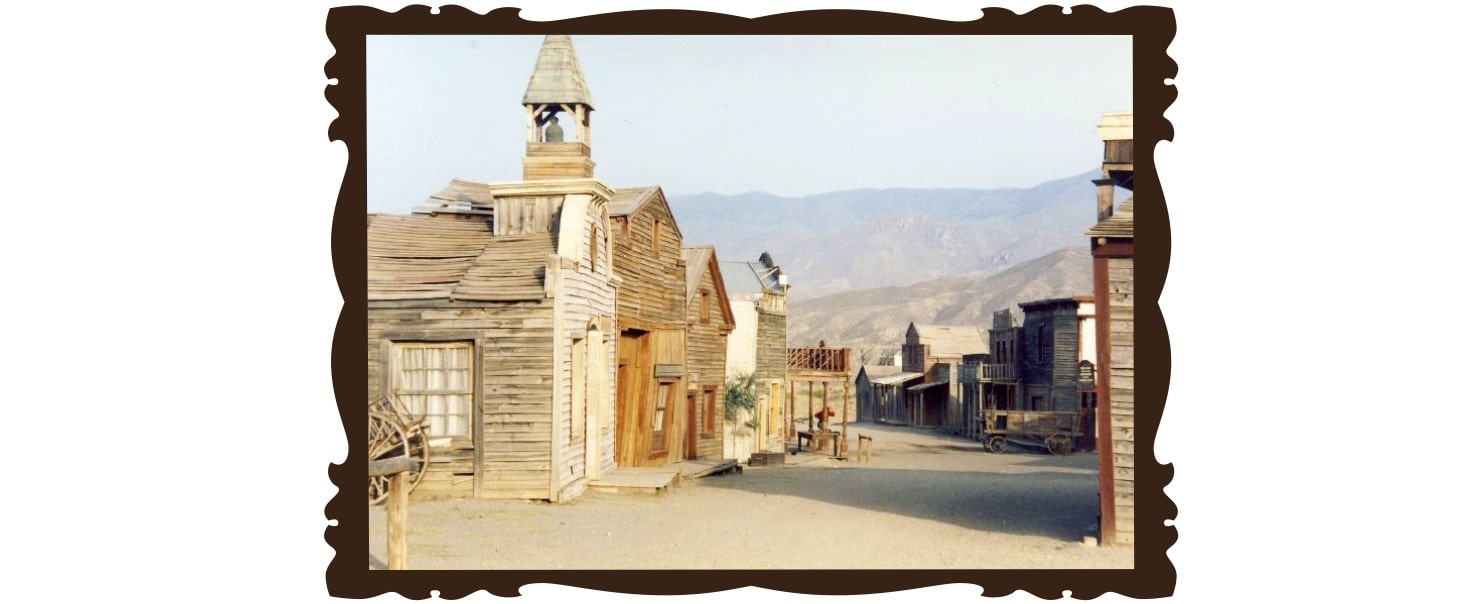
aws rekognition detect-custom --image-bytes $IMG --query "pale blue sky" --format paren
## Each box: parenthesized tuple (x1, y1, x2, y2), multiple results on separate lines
(367, 35, 1131, 214)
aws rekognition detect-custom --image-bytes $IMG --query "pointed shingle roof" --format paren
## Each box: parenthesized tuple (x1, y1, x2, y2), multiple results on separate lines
(522, 35, 594, 109)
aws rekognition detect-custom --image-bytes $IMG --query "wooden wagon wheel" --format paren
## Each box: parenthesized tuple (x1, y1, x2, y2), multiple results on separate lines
(985, 435, 1008, 454)
(1045, 433, 1074, 456)
(369, 411, 410, 505)
(402, 422, 430, 493)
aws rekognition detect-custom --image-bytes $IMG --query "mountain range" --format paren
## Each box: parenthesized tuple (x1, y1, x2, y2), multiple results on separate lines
(786, 246, 1094, 359)
(666, 170, 1109, 302)
(664, 170, 1107, 356)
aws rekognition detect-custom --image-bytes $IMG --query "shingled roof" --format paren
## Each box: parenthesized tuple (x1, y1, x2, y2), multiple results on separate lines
(1084, 196, 1134, 240)
(367, 214, 554, 302)
(522, 35, 594, 109)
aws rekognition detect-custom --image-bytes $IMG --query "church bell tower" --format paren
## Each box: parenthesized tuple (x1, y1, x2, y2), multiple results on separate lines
(521, 35, 596, 180)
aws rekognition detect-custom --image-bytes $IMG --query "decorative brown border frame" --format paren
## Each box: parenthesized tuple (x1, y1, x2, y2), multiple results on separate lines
(326, 4, 1175, 599)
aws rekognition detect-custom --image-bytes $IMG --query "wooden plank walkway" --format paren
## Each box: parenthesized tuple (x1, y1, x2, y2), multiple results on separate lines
(587, 458, 740, 494)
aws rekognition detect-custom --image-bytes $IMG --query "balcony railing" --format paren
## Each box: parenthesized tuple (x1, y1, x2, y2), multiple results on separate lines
(787, 347, 851, 373)
(962, 363, 1016, 382)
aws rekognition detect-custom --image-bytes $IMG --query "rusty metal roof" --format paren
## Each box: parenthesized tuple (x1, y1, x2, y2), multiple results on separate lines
(522, 35, 594, 109)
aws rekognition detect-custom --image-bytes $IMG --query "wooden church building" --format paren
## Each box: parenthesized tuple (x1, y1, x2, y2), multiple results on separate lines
(365, 35, 619, 502)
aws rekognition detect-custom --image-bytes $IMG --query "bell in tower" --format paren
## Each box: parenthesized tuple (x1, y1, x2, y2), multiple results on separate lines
(521, 35, 596, 180)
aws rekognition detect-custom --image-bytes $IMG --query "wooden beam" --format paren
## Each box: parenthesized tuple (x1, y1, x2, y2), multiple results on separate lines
(1094, 252, 1117, 546)
(788, 380, 795, 440)
(369, 455, 419, 477)
(387, 471, 409, 570)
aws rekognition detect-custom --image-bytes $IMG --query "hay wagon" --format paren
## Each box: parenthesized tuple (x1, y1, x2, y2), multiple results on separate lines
(980, 409, 1081, 456)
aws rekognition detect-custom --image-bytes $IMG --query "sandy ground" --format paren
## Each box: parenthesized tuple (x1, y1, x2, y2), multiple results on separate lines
(368, 423, 1133, 570)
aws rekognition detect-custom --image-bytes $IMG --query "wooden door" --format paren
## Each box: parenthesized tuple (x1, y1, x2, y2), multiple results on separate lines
(616, 331, 648, 468)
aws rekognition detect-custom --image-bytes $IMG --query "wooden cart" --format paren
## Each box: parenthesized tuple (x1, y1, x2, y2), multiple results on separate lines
(368, 395, 430, 505)
(980, 409, 1080, 456)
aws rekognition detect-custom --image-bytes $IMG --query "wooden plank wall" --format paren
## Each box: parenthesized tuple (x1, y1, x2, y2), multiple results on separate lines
(611, 195, 691, 467)
(612, 198, 687, 326)
(856, 375, 874, 423)
(1108, 257, 1135, 545)
(755, 309, 787, 452)
(685, 262, 727, 460)
(615, 328, 688, 467)
(1051, 314, 1081, 413)
(550, 203, 618, 501)
(367, 299, 555, 501)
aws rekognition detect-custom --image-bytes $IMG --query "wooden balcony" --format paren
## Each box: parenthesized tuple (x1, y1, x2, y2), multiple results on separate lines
(787, 347, 851, 374)
(961, 363, 1016, 383)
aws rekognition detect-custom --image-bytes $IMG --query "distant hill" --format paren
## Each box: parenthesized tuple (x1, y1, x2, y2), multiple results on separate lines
(786, 246, 1094, 361)
(666, 170, 1110, 301)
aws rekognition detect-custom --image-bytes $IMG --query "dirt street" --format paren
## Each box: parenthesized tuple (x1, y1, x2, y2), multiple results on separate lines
(368, 424, 1133, 570)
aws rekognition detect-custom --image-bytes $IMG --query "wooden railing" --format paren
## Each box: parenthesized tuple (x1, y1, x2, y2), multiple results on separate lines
(787, 347, 851, 373)
(962, 363, 1016, 382)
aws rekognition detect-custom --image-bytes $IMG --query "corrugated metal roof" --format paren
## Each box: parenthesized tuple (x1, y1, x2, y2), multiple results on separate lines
(869, 372, 923, 386)
(911, 324, 989, 357)
(1085, 196, 1134, 239)
(367, 214, 553, 302)
(719, 254, 786, 296)
(522, 35, 594, 108)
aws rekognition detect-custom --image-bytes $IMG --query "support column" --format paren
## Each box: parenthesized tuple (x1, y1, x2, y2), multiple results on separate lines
(789, 381, 796, 439)
(807, 381, 814, 432)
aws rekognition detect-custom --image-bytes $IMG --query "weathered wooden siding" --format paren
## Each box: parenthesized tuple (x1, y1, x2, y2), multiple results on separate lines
(685, 263, 727, 460)
(1051, 315, 1081, 413)
(755, 309, 787, 452)
(1019, 302, 1082, 414)
(856, 374, 875, 423)
(1107, 256, 1135, 544)
(611, 194, 690, 467)
(368, 300, 556, 501)
(550, 203, 617, 501)
(612, 199, 687, 327)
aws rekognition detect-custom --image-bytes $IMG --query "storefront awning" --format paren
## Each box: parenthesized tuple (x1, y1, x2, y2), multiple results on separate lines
(906, 380, 950, 392)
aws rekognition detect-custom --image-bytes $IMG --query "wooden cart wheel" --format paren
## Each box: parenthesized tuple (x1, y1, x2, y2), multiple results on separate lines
(369, 411, 410, 505)
(985, 435, 1007, 454)
(403, 424, 430, 493)
(1045, 434, 1074, 456)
